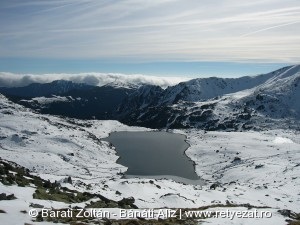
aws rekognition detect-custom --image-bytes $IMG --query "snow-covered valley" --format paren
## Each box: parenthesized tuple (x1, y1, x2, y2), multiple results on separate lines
(0, 91, 299, 224)
(0, 65, 300, 224)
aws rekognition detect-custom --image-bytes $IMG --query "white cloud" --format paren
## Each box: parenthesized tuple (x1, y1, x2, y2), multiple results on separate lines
(0, 72, 190, 88)
(0, 0, 300, 62)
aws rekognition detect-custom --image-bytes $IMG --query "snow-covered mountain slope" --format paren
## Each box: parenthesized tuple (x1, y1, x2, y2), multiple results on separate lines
(0, 94, 125, 179)
(237, 65, 300, 118)
(119, 65, 300, 130)
(196, 65, 300, 130)
(158, 66, 292, 104)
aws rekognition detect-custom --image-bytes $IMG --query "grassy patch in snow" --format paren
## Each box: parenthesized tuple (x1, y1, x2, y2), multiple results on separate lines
(278, 209, 300, 225)
(288, 221, 300, 225)
(0, 158, 138, 208)
(287, 215, 300, 225)
(0, 158, 43, 188)
(33, 187, 92, 204)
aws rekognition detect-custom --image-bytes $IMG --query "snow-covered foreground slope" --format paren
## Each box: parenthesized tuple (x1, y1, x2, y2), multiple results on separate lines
(0, 94, 299, 224)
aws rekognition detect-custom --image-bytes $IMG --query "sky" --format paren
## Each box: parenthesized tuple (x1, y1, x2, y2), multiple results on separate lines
(0, 0, 299, 77)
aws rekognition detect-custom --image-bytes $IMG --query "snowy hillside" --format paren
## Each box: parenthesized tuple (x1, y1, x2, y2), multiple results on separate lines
(158, 66, 287, 104)
(119, 65, 300, 130)
(237, 65, 300, 118)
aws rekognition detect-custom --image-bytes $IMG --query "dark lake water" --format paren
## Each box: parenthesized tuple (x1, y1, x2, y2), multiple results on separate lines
(103, 131, 202, 184)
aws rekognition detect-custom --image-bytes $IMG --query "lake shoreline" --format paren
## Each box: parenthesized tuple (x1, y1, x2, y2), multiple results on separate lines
(102, 130, 204, 185)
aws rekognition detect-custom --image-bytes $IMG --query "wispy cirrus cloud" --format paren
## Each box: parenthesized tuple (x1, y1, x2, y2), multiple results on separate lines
(0, 0, 300, 63)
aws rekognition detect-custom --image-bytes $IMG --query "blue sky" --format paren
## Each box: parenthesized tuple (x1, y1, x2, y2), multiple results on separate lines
(0, 58, 288, 77)
(0, 0, 299, 77)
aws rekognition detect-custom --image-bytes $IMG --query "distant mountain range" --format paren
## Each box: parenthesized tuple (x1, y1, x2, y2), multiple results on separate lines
(0, 80, 93, 97)
(1, 65, 299, 130)
(0, 80, 135, 119)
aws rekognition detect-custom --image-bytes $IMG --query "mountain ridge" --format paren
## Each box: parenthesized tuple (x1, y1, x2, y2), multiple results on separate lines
(0, 80, 94, 98)
(118, 65, 300, 130)
(0, 65, 299, 131)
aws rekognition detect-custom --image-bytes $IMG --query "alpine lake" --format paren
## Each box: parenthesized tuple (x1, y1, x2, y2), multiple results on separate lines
(103, 131, 203, 185)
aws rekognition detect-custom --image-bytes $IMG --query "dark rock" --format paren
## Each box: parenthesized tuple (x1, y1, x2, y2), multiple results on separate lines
(67, 176, 72, 184)
(0, 193, 16, 200)
(255, 164, 264, 169)
(232, 157, 241, 163)
(0, 193, 6, 200)
(256, 105, 265, 110)
(118, 197, 137, 208)
(256, 94, 264, 101)
(29, 203, 44, 208)
(278, 209, 292, 217)
(238, 113, 251, 120)
(210, 182, 221, 190)
(6, 194, 16, 200)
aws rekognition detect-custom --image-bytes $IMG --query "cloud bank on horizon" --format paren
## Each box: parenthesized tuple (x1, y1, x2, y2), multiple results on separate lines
(0, 0, 300, 63)
(0, 72, 190, 88)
